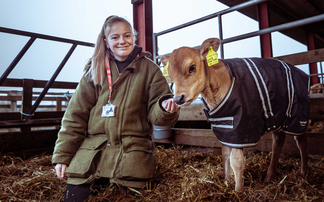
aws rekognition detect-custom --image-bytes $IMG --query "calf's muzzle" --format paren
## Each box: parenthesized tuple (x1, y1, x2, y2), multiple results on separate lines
(174, 94, 185, 105)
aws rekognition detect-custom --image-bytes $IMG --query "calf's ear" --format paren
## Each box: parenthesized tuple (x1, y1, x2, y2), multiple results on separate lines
(199, 38, 220, 59)
(160, 55, 170, 66)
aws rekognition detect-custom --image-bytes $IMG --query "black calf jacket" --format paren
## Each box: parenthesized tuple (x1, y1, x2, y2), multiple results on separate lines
(202, 58, 310, 148)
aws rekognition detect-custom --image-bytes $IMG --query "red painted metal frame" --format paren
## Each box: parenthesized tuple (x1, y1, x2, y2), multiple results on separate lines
(258, 2, 272, 58)
(307, 28, 319, 85)
(133, 0, 153, 59)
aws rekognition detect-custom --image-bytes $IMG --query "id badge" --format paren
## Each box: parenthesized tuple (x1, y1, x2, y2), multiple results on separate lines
(102, 104, 115, 117)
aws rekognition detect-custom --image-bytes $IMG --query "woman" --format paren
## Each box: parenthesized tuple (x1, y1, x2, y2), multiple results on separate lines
(52, 15, 180, 201)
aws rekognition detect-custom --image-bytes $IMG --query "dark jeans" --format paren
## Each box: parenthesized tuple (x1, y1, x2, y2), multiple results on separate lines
(64, 178, 110, 202)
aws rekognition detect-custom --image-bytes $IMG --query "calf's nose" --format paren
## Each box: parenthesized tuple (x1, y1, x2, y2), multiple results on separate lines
(174, 94, 185, 105)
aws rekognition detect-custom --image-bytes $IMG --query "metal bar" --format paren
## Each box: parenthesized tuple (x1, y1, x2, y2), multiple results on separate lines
(307, 27, 318, 85)
(258, 2, 272, 58)
(218, 15, 224, 59)
(155, 45, 201, 60)
(309, 72, 324, 76)
(155, 0, 267, 37)
(320, 62, 323, 83)
(153, 33, 158, 63)
(0, 27, 94, 47)
(0, 37, 36, 86)
(222, 14, 324, 44)
(155, 13, 324, 60)
(270, 0, 324, 44)
(23, 44, 78, 120)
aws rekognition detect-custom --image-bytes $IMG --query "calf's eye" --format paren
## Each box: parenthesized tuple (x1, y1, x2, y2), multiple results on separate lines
(189, 65, 196, 73)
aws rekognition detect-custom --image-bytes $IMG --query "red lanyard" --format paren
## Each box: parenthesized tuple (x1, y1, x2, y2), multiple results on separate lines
(106, 59, 120, 102)
(106, 54, 139, 102)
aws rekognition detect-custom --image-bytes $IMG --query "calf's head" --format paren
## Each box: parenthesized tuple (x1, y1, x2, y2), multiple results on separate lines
(161, 38, 220, 106)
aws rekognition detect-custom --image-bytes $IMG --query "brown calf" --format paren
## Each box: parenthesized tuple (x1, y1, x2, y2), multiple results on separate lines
(161, 38, 309, 192)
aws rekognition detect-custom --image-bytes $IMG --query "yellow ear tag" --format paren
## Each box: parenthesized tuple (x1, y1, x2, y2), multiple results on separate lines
(163, 62, 169, 77)
(206, 46, 218, 66)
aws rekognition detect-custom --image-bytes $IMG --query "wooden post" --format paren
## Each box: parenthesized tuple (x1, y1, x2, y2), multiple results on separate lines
(55, 97, 63, 130)
(56, 97, 62, 111)
(9, 91, 18, 112)
(8, 90, 19, 132)
(21, 79, 33, 132)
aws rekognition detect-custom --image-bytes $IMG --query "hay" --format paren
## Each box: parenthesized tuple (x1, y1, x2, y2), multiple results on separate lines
(1, 145, 324, 202)
(0, 153, 65, 201)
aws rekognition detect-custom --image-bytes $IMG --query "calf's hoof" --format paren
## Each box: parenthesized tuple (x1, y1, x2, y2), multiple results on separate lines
(300, 168, 309, 178)
(265, 171, 277, 183)
(235, 186, 244, 193)
(264, 176, 272, 183)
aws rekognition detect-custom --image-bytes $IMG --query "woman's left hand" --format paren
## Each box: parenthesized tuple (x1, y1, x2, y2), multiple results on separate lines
(162, 98, 180, 113)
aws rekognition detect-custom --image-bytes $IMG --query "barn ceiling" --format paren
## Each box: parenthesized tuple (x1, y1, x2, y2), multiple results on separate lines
(216, 0, 324, 49)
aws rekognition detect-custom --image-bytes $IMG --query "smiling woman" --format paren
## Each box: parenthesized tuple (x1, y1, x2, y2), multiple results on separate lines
(104, 21, 135, 61)
(51, 15, 180, 202)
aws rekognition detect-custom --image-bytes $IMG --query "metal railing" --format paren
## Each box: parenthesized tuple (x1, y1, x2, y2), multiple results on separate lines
(0, 27, 95, 120)
(152, 0, 324, 66)
(153, 0, 267, 62)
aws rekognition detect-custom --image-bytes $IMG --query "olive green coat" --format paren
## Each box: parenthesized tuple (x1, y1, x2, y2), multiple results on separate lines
(52, 52, 179, 188)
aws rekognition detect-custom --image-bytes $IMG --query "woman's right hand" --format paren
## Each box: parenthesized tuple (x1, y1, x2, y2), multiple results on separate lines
(162, 98, 180, 113)
(55, 163, 68, 180)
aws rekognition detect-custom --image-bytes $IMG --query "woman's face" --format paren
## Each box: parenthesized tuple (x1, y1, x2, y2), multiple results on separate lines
(105, 22, 135, 61)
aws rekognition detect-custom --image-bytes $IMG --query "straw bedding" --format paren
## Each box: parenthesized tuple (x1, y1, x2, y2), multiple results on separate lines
(1, 145, 324, 202)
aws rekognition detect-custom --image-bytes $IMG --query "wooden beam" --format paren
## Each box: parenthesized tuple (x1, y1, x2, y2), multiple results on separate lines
(153, 128, 220, 148)
(0, 111, 65, 121)
(178, 101, 206, 121)
(32, 79, 78, 89)
(0, 129, 59, 153)
(2, 78, 78, 89)
(153, 128, 324, 155)
(0, 90, 72, 96)
(0, 104, 67, 110)
(273, 48, 324, 65)
(0, 118, 62, 128)
(0, 96, 70, 101)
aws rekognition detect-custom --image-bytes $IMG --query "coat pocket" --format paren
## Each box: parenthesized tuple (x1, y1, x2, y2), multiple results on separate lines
(66, 135, 107, 178)
(117, 136, 156, 180)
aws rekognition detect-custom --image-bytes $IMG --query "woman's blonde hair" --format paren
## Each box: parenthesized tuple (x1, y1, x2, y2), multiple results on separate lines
(85, 15, 137, 85)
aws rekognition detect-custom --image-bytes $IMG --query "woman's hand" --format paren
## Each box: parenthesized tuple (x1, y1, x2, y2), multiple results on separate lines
(55, 163, 68, 180)
(162, 98, 180, 113)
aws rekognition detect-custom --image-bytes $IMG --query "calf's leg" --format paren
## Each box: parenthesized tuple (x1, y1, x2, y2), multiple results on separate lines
(294, 133, 308, 176)
(222, 145, 232, 181)
(230, 148, 244, 192)
(265, 131, 285, 182)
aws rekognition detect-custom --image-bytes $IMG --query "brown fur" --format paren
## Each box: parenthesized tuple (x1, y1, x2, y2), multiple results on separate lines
(310, 83, 323, 94)
(161, 38, 308, 192)
(161, 39, 231, 109)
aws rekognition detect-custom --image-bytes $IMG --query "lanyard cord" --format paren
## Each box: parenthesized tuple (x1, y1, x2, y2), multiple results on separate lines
(106, 59, 120, 103)
(106, 54, 140, 103)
